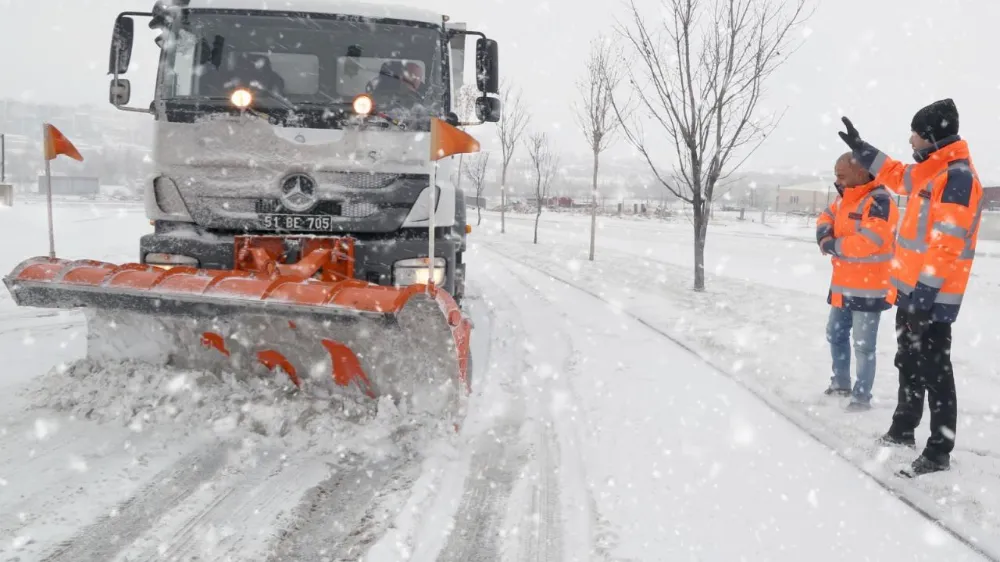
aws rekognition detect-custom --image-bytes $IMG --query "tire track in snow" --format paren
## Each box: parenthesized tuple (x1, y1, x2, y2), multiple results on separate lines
(0, 423, 188, 550)
(500, 257, 617, 562)
(500, 262, 641, 562)
(434, 279, 534, 562)
(499, 265, 581, 562)
(481, 241, 1000, 562)
(114, 446, 330, 562)
(265, 419, 443, 561)
(436, 423, 527, 562)
(264, 454, 415, 562)
(519, 425, 562, 562)
(40, 444, 233, 562)
(435, 263, 569, 562)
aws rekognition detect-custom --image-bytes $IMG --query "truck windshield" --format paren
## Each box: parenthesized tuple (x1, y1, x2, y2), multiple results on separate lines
(158, 12, 446, 123)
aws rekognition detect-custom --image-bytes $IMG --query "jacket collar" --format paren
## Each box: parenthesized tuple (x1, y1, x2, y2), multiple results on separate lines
(841, 178, 882, 204)
(913, 135, 966, 163)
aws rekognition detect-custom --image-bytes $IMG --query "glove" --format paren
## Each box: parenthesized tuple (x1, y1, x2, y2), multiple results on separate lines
(906, 307, 932, 336)
(838, 116, 863, 151)
(820, 237, 838, 256)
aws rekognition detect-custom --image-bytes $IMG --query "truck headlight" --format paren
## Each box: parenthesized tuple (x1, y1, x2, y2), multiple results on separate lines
(393, 257, 445, 287)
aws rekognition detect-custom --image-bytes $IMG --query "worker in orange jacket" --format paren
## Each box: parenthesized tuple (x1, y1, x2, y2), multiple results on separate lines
(817, 153, 898, 411)
(839, 98, 983, 476)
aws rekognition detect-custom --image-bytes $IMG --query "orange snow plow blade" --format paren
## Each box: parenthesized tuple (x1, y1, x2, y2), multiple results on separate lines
(2, 236, 470, 416)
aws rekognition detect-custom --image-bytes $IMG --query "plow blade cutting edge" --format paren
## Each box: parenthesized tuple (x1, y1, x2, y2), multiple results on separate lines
(2, 253, 471, 418)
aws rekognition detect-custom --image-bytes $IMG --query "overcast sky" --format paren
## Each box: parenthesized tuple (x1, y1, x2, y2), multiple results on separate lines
(1, 0, 998, 182)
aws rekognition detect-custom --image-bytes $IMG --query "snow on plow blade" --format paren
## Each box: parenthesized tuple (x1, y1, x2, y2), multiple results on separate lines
(1, 239, 471, 416)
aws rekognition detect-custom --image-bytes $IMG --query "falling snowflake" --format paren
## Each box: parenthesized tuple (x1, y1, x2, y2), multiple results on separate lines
(34, 418, 57, 440)
(68, 455, 88, 472)
(731, 418, 754, 446)
(807, 489, 819, 508)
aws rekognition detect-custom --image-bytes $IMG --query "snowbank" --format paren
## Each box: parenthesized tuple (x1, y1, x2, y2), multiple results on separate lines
(19, 358, 451, 461)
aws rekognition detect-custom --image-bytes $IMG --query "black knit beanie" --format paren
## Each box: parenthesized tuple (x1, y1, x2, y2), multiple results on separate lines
(911, 98, 959, 143)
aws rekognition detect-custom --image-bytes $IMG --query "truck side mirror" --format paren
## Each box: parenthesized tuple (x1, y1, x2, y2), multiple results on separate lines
(109, 15, 135, 75)
(109, 78, 132, 106)
(475, 96, 502, 123)
(475, 38, 499, 94)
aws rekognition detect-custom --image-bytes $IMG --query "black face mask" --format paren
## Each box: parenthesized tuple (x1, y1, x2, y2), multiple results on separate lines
(913, 134, 961, 163)
(834, 182, 845, 196)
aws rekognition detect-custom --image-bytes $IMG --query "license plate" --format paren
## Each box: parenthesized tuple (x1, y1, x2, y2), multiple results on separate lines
(259, 214, 337, 231)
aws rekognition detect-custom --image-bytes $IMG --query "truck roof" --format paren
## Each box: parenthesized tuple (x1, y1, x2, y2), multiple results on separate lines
(183, 0, 446, 25)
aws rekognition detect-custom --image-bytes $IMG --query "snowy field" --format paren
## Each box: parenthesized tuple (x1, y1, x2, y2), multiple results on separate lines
(0, 200, 997, 561)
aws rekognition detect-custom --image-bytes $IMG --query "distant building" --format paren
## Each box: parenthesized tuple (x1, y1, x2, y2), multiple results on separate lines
(769, 181, 837, 214)
(466, 195, 488, 208)
(762, 181, 910, 214)
(36, 175, 100, 197)
(982, 186, 1000, 211)
(525, 196, 574, 208)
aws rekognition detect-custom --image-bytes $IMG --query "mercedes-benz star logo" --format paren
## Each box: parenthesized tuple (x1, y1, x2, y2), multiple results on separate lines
(279, 174, 317, 212)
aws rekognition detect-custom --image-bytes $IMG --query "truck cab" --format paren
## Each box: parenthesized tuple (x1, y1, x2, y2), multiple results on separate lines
(106, 0, 500, 302)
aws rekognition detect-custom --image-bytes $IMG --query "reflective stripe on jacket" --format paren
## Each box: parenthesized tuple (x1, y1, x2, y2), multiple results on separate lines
(854, 136, 982, 322)
(816, 180, 899, 312)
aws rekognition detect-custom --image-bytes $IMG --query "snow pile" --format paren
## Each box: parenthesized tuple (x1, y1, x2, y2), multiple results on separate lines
(20, 359, 384, 447)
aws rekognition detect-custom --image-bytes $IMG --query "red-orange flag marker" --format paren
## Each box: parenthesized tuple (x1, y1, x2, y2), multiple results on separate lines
(429, 117, 480, 161)
(43, 123, 83, 162)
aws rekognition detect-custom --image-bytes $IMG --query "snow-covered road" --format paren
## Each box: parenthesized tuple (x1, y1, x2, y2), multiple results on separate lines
(0, 201, 994, 560)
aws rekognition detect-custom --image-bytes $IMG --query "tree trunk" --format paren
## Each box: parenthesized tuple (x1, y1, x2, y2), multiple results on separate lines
(693, 200, 707, 292)
(534, 177, 542, 244)
(534, 207, 540, 244)
(589, 148, 599, 261)
(477, 199, 482, 225)
(500, 165, 508, 234)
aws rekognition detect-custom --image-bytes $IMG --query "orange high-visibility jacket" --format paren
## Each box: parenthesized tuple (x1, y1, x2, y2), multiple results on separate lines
(854, 136, 983, 322)
(816, 180, 899, 311)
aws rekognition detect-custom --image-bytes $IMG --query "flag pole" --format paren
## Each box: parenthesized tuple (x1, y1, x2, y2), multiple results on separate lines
(42, 124, 55, 258)
(427, 162, 437, 294)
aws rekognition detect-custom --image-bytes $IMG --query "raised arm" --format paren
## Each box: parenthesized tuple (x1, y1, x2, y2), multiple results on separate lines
(838, 117, 914, 197)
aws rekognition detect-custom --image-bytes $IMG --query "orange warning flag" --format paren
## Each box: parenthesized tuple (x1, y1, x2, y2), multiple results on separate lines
(43, 123, 84, 162)
(429, 117, 480, 161)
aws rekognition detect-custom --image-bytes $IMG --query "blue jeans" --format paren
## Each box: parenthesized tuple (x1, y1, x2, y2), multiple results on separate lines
(826, 307, 881, 404)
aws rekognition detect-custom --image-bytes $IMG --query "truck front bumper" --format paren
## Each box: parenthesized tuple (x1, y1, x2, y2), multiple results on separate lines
(139, 227, 461, 295)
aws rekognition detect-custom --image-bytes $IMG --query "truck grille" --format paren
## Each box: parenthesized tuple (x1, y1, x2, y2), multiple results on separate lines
(329, 172, 401, 190)
(255, 199, 342, 216)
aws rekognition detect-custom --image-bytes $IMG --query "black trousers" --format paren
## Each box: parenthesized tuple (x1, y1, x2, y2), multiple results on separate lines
(889, 307, 957, 460)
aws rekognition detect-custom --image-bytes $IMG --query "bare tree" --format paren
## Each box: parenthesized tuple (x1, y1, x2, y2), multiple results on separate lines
(574, 33, 627, 261)
(453, 84, 481, 191)
(462, 152, 491, 226)
(526, 132, 558, 244)
(454, 83, 481, 123)
(611, 0, 811, 291)
(495, 80, 530, 234)
(542, 152, 560, 212)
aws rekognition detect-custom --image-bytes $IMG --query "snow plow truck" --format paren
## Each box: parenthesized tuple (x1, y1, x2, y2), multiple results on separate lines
(2, 0, 502, 418)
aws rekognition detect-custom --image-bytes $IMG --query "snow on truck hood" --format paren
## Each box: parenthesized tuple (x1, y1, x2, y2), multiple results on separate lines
(182, 0, 446, 25)
(154, 117, 433, 176)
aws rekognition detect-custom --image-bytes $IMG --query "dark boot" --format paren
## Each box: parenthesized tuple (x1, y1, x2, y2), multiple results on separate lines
(824, 386, 851, 397)
(899, 454, 950, 477)
(844, 401, 871, 412)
